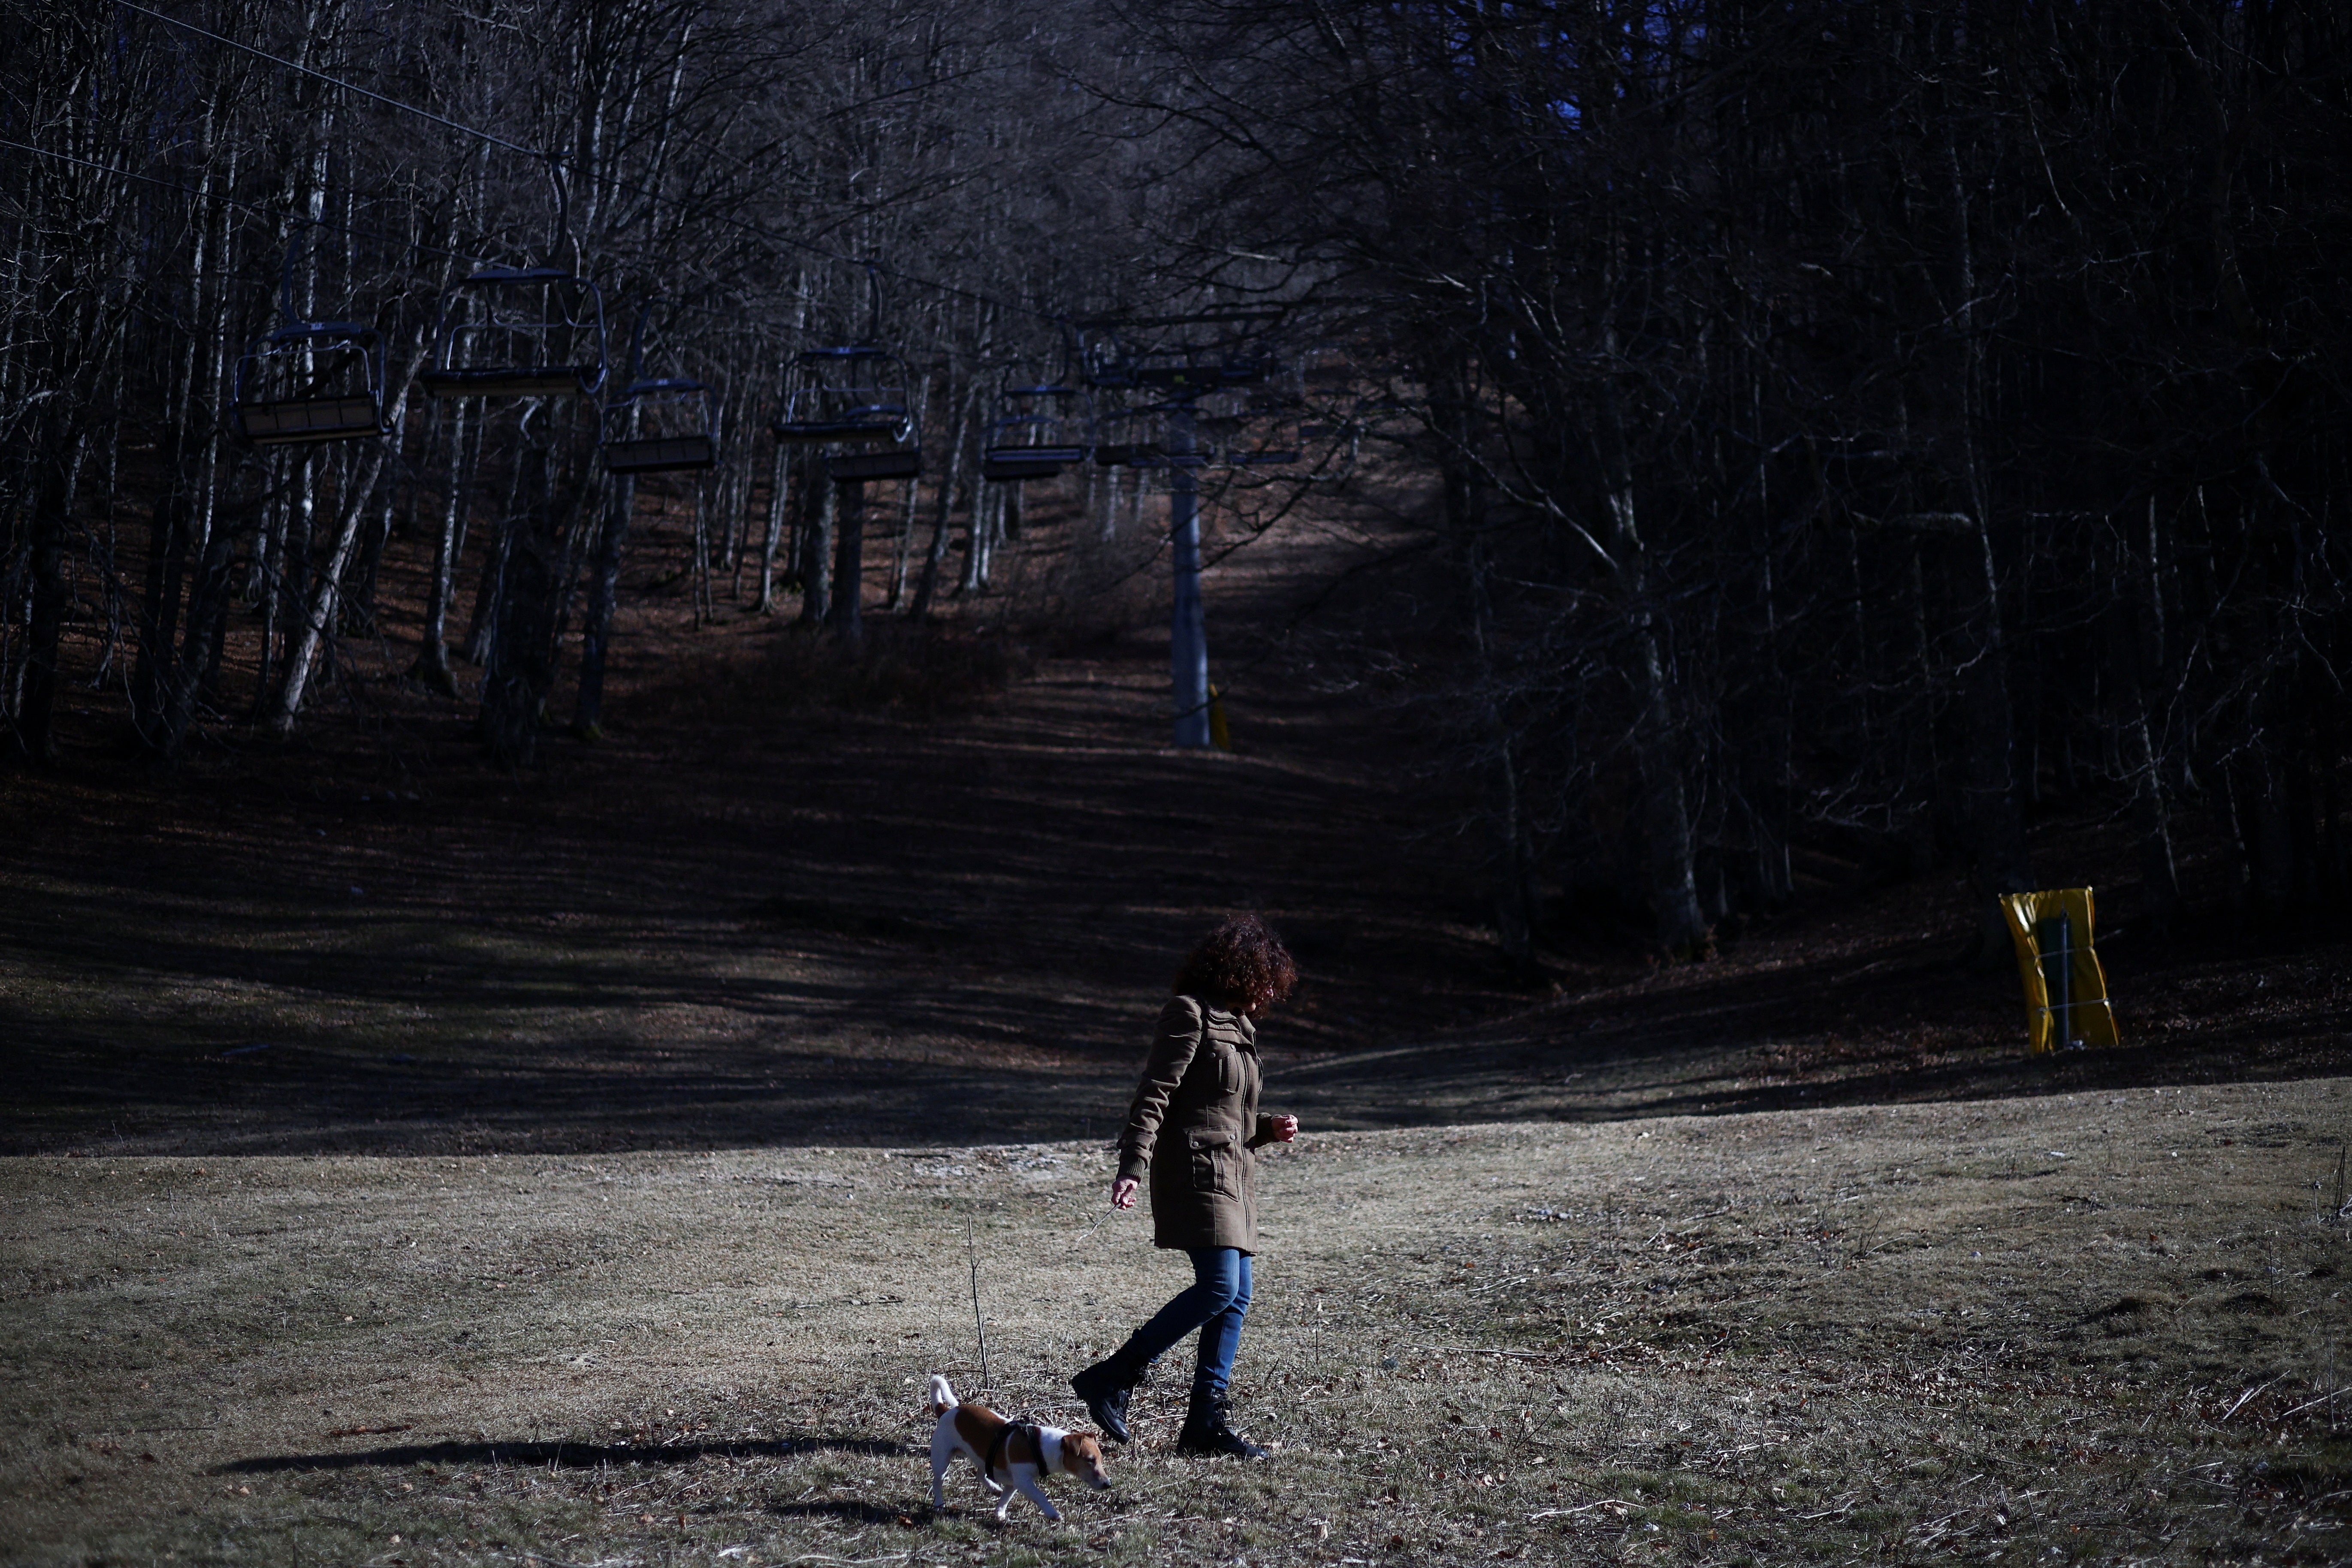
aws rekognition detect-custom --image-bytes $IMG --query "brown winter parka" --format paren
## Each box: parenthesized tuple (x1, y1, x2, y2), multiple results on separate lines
(1114, 995, 1282, 1253)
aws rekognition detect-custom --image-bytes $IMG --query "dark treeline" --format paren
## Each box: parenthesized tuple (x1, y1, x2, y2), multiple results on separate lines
(0, 0, 1150, 766)
(1117, 0, 2352, 957)
(5, 0, 2349, 959)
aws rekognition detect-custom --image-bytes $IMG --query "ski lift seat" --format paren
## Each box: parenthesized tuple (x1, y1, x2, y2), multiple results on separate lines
(423, 365, 595, 398)
(980, 374, 1090, 481)
(233, 321, 388, 446)
(826, 448, 921, 482)
(599, 304, 722, 473)
(601, 369, 720, 473)
(419, 265, 607, 400)
(604, 435, 716, 473)
(239, 395, 383, 444)
(774, 413, 910, 443)
(774, 346, 917, 444)
(985, 442, 1084, 463)
(982, 452, 1072, 481)
(1093, 442, 1165, 467)
(602, 390, 719, 469)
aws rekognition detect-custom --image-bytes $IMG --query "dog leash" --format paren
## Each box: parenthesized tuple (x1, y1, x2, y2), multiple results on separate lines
(1063, 1204, 1112, 1250)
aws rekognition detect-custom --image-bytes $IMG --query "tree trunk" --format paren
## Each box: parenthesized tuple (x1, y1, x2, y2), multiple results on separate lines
(1948, 519, 2035, 962)
(572, 473, 634, 737)
(157, 490, 246, 756)
(798, 471, 834, 625)
(755, 442, 789, 612)
(266, 443, 389, 736)
(1595, 386, 1707, 957)
(912, 391, 971, 622)
(2120, 498, 2180, 928)
(959, 473, 990, 595)
(1630, 615, 1708, 957)
(479, 446, 562, 767)
(465, 435, 527, 666)
(888, 472, 921, 609)
(412, 399, 474, 695)
(1943, 88, 2034, 965)
(11, 435, 82, 763)
(132, 401, 197, 746)
(828, 479, 865, 642)
(1440, 375, 1539, 970)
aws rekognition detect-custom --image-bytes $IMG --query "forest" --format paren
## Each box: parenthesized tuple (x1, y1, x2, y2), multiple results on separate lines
(3, 0, 2348, 958)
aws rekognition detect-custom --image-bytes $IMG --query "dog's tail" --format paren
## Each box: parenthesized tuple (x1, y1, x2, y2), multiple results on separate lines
(926, 1374, 958, 1417)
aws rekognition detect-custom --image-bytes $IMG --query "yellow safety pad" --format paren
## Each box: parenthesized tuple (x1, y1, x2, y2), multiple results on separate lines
(1999, 887, 2120, 1054)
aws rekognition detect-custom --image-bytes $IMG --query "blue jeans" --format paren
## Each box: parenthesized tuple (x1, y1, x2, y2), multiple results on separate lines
(1115, 1247, 1253, 1399)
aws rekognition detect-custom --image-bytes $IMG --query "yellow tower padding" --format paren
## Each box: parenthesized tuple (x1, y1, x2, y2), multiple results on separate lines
(1207, 683, 1232, 752)
(1999, 887, 2120, 1054)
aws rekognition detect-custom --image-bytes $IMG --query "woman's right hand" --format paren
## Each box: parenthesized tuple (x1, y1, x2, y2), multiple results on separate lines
(1110, 1176, 1139, 1210)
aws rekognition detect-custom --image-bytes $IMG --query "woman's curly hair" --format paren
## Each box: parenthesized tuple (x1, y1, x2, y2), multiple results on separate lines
(1174, 914, 1298, 1015)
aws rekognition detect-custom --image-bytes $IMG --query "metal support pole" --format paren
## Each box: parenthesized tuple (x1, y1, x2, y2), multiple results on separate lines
(2036, 911, 2075, 1049)
(1168, 401, 1210, 748)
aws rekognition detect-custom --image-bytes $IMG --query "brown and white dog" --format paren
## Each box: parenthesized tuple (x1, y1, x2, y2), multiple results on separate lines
(926, 1374, 1111, 1520)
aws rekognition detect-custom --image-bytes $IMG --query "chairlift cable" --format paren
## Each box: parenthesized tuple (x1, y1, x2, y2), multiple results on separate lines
(0, 135, 490, 285)
(112, 0, 552, 160)
(13, 127, 1309, 409)
(111, 1, 1077, 329)
(0, 137, 849, 350)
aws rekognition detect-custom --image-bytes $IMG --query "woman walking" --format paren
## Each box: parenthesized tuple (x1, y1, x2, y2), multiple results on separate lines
(1069, 914, 1300, 1459)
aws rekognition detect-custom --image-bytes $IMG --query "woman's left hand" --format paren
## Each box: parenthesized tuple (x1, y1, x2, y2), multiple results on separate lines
(1269, 1115, 1299, 1143)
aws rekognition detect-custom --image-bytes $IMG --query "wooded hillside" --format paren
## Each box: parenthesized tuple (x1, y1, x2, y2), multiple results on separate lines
(3, 0, 2346, 956)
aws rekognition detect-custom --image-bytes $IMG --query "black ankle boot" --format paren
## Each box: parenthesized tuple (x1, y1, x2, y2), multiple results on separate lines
(1069, 1353, 1147, 1445)
(1177, 1390, 1268, 1459)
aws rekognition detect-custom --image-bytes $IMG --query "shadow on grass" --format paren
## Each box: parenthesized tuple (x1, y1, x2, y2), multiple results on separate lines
(214, 1432, 912, 1474)
(770, 1497, 929, 1524)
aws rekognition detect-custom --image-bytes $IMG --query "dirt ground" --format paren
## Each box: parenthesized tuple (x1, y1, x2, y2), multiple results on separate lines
(2, 1080, 2346, 1567)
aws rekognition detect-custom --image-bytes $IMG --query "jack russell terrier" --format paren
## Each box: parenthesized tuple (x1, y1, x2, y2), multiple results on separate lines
(926, 1374, 1111, 1520)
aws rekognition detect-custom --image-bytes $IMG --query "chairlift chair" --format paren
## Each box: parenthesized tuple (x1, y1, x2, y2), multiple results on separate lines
(824, 447, 922, 482)
(1219, 390, 1303, 469)
(772, 346, 922, 483)
(231, 231, 388, 446)
(600, 377, 719, 473)
(1083, 312, 1282, 393)
(419, 265, 608, 399)
(773, 265, 928, 483)
(233, 322, 389, 445)
(981, 380, 1089, 482)
(599, 300, 719, 474)
(1186, 376, 1303, 469)
(419, 161, 608, 401)
(1089, 402, 1168, 469)
(773, 346, 916, 443)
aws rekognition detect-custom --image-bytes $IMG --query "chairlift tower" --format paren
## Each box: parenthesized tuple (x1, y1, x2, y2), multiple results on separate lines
(1086, 311, 1289, 748)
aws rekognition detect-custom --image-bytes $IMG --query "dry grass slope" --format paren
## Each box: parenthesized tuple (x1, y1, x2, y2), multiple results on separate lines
(3, 1079, 2348, 1567)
